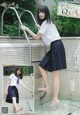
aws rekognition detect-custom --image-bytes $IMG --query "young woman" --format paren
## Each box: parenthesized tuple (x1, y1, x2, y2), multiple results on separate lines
(20, 5, 67, 107)
(5, 68, 33, 113)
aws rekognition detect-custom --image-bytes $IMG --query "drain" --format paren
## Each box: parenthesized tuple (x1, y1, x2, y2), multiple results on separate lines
(26, 101, 32, 112)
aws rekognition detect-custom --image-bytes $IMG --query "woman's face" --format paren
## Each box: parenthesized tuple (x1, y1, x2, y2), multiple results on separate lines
(39, 11, 45, 20)
(17, 69, 21, 75)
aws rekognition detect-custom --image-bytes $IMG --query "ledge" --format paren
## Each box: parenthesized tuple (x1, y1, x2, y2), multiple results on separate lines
(0, 36, 80, 47)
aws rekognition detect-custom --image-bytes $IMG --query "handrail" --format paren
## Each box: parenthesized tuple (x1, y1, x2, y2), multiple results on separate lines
(1, 7, 32, 65)
(20, 10, 37, 24)
(18, 10, 37, 36)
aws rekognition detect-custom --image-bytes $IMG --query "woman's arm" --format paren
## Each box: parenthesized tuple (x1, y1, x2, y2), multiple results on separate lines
(5, 79, 11, 96)
(20, 25, 41, 40)
(20, 81, 33, 93)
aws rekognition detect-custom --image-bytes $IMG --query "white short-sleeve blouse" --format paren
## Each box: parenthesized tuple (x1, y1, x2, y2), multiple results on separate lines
(38, 20, 61, 46)
(9, 74, 22, 87)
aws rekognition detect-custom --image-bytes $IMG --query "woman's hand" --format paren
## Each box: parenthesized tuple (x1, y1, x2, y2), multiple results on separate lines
(5, 91, 8, 96)
(20, 25, 28, 31)
(35, 24, 40, 29)
(20, 24, 41, 40)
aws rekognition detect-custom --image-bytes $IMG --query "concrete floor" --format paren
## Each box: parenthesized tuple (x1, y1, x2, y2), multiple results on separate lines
(35, 100, 80, 115)
(1, 97, 80, 115)
(0, 113, 35, 115)
(1, 98, 34, 114)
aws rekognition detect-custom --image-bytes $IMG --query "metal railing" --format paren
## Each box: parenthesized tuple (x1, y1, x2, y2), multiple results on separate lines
(1, 7, 32, 65)
(19, 9, 37, 36)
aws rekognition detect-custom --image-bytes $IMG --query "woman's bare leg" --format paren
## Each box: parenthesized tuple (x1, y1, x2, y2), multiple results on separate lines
(12, 97, 23, 113)
(51, 70, 60, 106)
(13, 105, 16, 113)
(38, 66, 49, 93)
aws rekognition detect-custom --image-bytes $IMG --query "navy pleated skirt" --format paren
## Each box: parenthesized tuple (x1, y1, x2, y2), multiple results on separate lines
(6, 86, 19, 103)
(39, 40, 67, 72)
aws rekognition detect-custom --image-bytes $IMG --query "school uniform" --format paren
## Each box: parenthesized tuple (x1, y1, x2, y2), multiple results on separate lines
(38, 20, 67, 72)
(6, 74, 22, 103)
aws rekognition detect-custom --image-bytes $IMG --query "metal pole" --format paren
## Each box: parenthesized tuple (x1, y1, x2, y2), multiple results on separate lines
(18, 10, 37, 36)
(1, 7, 32, 65)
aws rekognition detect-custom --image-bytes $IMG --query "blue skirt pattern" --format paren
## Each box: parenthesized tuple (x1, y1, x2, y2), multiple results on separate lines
(39, 40, 67, 72)
(6, 86, 19, 103)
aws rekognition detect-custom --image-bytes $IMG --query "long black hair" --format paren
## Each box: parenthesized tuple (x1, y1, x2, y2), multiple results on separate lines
(15, 68, 23, 79)
(37, 5, 51, 25)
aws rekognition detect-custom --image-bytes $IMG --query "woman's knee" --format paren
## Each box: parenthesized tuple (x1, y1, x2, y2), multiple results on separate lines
(52, 70, 60, 77)
(12, 97, 16, 102)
